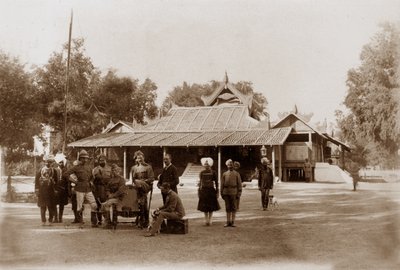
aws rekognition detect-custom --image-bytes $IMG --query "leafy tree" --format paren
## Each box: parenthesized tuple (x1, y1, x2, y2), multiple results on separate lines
(0, 51, 41, 170)
(337, 23, 400, 168)
(34, 38, 104, 149)
(161, 80, 268, 120)
(133, 78, 158, 124)
(94, 71, 158, 124)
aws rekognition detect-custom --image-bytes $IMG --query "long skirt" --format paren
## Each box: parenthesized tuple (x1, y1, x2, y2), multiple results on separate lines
(197, 187, 220, 212)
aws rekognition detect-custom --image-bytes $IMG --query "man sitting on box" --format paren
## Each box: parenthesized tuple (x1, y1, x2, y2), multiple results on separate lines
(145, 182, 185, 237)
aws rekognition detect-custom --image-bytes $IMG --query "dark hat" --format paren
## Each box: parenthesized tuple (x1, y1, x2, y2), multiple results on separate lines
(97, 153, 107, 161)
(79, 150, 89, 159)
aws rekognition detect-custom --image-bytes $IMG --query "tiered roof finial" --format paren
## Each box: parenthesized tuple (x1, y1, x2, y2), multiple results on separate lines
(292, 104, 298, 114)
(224, 71, 229, 84)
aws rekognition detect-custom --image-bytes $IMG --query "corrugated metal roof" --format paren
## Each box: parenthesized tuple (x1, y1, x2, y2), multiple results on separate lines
(68, 127, 292, 148)
(142, 105, 258, 132)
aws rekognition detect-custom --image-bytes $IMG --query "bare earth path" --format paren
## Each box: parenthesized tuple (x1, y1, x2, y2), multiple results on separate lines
(1, 181, 399, 270)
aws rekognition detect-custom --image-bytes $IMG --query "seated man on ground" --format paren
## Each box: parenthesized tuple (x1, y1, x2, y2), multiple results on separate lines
(101, 164, 127, 229)
(145, 183, 185, 237)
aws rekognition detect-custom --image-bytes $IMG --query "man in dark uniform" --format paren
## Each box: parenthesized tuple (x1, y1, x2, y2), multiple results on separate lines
(130, 150, 154, 228)
(157, 153, 179, 204)
(35, 155, 57, 225)
(101, 164, 127, 229)
(145, 183, 185, 237)
(53, 153, 69, 223)
(67, 150, 98, 227)
(221, 159, 242, 227)
(258, 157, 274, 211)
(92, 154, 112, 225)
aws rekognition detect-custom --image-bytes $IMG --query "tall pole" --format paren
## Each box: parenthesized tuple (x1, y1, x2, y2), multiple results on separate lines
(62, 10, 73, 153)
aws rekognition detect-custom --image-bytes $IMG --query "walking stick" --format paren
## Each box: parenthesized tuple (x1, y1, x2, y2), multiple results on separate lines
(148, 183, 153, 214)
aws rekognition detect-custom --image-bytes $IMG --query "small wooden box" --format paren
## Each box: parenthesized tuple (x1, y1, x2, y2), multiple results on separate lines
(161, 218, 188, 234)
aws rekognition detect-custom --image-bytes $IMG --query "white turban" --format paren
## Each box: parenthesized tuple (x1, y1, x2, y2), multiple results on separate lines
(225, 159, 233, 166)
(261, 157, 270, 164)
(201, 157, 213, 167)
(54, 153, 66, 164)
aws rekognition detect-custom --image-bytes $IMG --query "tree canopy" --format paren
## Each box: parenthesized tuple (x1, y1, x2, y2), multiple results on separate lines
(0, 51, 41, 162)
(337, 23, 400, 168)
(94, 71, 158, 124)
(34, 38, 104, 149)
(34, 38, 159, 151)
(161, 80, 268, 120)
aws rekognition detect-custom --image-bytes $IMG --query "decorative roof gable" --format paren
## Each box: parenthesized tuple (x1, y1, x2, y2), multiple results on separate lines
(201, 72, 253, 109)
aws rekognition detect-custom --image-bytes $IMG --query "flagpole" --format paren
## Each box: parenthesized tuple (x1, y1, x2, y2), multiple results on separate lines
(62, 10, 73, 153)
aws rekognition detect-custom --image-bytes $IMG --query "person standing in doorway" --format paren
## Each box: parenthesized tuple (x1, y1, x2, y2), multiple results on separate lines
(258, 157, 274, 211)
(157, 153, 179, 204)
(220, 159, 242, 227)
(197, 157, 220, 226)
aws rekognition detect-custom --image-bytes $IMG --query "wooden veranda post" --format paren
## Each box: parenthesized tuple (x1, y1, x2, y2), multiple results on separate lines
(271, 146, 276, 177)
(218, 147, 221, 183)
(123, 148, 127, 179)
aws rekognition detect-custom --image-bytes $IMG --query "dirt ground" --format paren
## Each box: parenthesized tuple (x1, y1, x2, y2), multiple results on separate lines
(0, 181, 399, 270)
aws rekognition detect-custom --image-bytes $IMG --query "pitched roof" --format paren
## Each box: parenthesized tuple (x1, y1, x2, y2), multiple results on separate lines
(68, 127, 292, 148)
(141, 105, 259, 132)
(273, 113, 350, 150)
(102, 120, 134, 133)
(201, 81, 253, 109)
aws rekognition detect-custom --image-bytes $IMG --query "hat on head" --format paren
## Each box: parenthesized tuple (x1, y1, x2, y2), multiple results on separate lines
(79, 150, 89, 159)
(201, 157, 213, 167)
(43, 154, 55, 162)
(225, 159, 233, 166)
(97, 153, 106, 161)
(54, 153, 66, 164)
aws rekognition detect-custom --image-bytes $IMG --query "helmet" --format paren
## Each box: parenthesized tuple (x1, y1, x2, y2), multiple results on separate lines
(43, 154, 55, 162)
(79, 150, 90, 159)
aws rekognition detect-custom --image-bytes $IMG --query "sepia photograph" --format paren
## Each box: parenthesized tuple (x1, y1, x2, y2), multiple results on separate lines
(0, 0, 399, 269)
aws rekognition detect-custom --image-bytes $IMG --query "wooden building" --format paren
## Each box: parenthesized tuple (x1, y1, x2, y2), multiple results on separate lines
(69, 74, 349, 182)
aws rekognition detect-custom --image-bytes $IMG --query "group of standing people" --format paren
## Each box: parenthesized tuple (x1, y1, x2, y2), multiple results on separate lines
(35, 149, 274, 235)
(196, 156, 274, 227)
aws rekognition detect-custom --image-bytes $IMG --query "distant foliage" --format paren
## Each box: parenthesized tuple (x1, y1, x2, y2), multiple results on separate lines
(94, 71, 158, 124)
(337, 23, 400, 168)
(0, 51, 41, 164)
(161, 80, 268, 120)
(34, 38, 105, 147)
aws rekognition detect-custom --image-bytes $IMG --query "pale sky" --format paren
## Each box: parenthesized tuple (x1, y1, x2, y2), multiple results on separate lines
(1, 0, 399, 124)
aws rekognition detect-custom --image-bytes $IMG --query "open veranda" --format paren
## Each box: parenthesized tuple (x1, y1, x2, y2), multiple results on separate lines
(1, 181, 399, 270)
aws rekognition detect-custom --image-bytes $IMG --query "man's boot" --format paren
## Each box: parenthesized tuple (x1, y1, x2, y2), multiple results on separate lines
(58, 208, 63, 223)
(52, 207, 59, 223)
(91, 212, 98, 228)
(97, 211, 103, 226)
(72, 209, 80, 223)
(103, 211, 112, 229)
(77, 210, 84, 224)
